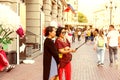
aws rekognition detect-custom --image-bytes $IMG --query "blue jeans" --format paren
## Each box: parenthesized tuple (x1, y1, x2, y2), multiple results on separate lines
(97, 48, 105, 64)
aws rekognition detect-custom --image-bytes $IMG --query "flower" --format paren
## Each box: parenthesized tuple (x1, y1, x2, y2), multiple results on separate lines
(0, 4, 20, 31)
(0, 4, 25, 37)
(0, 4, 24, 50)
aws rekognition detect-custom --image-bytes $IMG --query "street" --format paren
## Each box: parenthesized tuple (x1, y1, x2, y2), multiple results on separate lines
(0, 39, 120, 80)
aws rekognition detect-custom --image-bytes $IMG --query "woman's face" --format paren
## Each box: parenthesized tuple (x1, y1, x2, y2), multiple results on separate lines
(60, 29, 66, 38)
(49, 28, 56, 38)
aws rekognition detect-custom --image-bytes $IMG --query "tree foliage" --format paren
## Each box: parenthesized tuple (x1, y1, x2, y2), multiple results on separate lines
(78, 12, 88, 23)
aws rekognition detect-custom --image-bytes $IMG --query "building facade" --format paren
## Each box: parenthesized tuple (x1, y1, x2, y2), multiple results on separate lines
(93, 0, 120, 29)
(64, 0, 78, 26)
(0, 0, 70, 63)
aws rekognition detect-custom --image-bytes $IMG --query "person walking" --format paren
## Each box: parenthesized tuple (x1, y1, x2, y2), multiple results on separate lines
(107, 25, 120, 67)
(84, 29, 88, 43)
(77, 29, 81, 41)
(94, 30, 106, 66)
(71, 28, 75, 43)
(43, 26, 59, 80)
(55, 27, 76, 80)
(65, 26, 72, 43)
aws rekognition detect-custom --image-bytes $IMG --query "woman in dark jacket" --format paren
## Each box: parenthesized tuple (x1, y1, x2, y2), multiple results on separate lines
(43, 26, 59, 80)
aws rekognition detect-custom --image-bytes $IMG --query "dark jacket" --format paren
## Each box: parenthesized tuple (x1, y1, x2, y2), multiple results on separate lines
(43, 38, 59, 80)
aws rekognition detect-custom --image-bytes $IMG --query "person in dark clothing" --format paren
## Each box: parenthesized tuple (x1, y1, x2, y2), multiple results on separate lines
(43, 26, 59, 80)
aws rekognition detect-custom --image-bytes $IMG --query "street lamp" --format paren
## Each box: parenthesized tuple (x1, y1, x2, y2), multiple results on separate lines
(106, 1, 117, 25)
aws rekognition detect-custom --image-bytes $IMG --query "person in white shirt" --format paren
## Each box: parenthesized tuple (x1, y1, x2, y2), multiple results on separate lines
(65, 26, 72, 44)
(107, 25, 120, 67)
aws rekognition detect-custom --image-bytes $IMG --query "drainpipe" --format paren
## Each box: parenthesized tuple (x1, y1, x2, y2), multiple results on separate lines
(40, 2, 42, 53)
(16, 1, 20, 65)
(40, 10, 44, 53)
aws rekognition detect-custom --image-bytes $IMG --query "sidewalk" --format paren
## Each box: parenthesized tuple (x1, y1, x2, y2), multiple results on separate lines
(0, 39, 120, 80)
(71, 39, 120, 80)
(0, 55, 43, 80)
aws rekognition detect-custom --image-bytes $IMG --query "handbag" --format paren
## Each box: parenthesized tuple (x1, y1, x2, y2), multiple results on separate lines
(54, 75, 59, 80)
(60, 53, 72, 68)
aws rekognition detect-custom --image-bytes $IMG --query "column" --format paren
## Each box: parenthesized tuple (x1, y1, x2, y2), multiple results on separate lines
(43, 0, 51, 27)
(25, 0, 42, 58)
(57, 7, 62, 26)
(51, 3, 57, 21)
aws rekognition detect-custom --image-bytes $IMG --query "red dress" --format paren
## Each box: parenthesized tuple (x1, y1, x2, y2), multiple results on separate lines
(55, 38, 71, 80)
(0, 50, 9, 71)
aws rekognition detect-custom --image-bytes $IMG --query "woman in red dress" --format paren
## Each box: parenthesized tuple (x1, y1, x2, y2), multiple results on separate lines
(0, 44, 15, 72)
(55, 27, 76, 80)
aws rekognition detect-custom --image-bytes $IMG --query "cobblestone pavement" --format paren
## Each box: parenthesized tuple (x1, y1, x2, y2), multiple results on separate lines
(71, 40, 120, 80)
(0, 55, 43, 80)
(0, 39, 120, 80)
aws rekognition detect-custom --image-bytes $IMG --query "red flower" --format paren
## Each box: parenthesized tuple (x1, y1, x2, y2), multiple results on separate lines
(16, 25, 24, 38)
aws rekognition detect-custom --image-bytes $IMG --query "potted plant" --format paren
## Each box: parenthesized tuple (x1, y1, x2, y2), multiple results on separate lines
(0, 25, 14, 50)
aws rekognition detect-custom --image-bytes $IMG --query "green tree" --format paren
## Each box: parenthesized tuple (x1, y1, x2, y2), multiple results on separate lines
(78, 12, 88, 23)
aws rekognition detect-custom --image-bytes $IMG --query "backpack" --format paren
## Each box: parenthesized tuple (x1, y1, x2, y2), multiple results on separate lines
(97, 37, 104, 47)
(87, 31, 91, 36)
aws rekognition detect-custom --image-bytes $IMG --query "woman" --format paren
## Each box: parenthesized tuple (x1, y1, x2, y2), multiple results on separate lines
(0, 44, 15, 72)
(94, 30, 106, 66)
(43, 26, 59, 80)
(55, 27, 76, 80)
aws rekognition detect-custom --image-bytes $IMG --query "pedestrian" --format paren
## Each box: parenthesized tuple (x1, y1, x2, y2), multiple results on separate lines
(71, 28, 75, 43)
(84, 29, 88, 43)
(65, 25, 72, 43)
(103, 29, 108, 48)
(0, 44, 15, 72)
(43, 26, 59, 80)
(94, 30, 106, 66)
(107, 25, 120, 67)
(55, 27, 76, 80)
(77, 29, 81, 41)
(90, 29, 94, 43)
(86, 29, 91, 41)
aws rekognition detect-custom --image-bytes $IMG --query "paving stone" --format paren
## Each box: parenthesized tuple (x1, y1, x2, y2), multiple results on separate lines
(0, 39, 120, 80)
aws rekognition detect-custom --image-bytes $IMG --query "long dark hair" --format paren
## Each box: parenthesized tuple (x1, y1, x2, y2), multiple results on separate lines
(93, 28, 99, 37)
(56, 27, 65, 37)
(99, 29, 104, 38)
(99, 30, 104, 38)
(45, 26, 54, 37)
